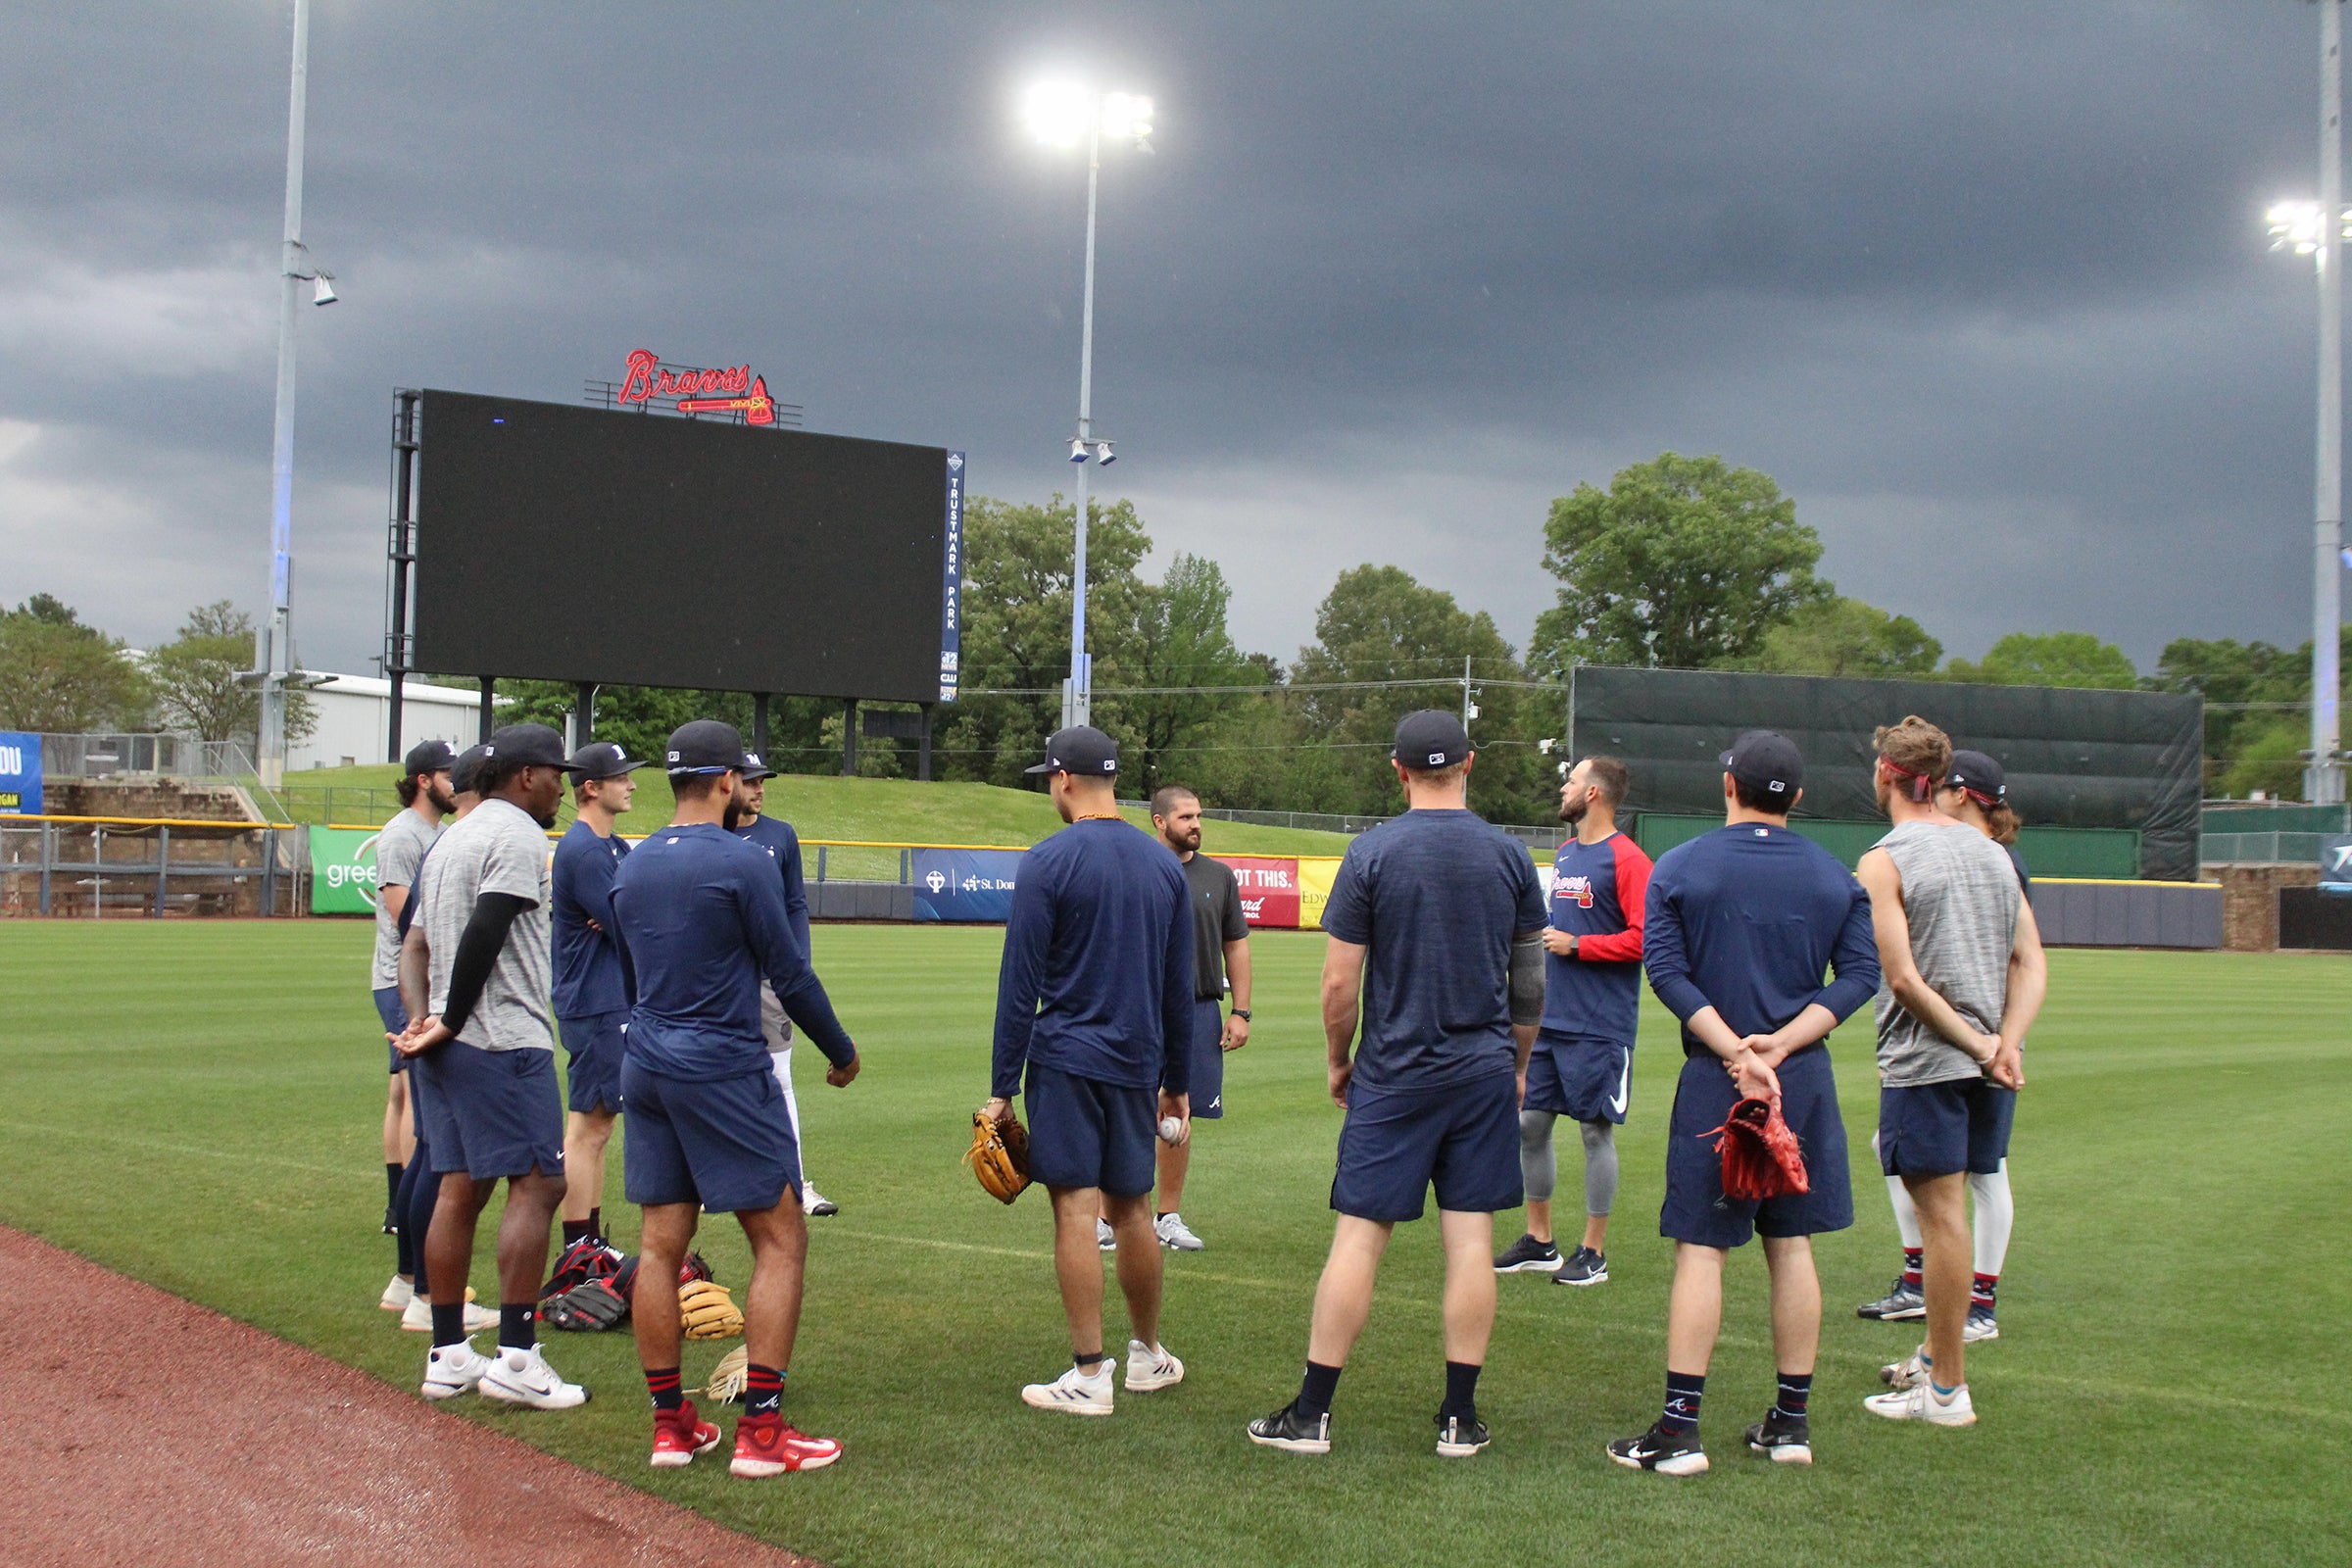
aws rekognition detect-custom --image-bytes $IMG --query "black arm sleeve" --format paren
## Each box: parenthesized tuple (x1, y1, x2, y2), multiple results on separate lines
(440, 892, 533, 1039)
(1508, 929, 1545, 1027)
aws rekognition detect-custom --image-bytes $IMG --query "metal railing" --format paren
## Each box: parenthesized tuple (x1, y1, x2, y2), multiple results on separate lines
(2201, 831, 2328, 867)
(32, 733, 257, 782)
(0, 819, 298, 917)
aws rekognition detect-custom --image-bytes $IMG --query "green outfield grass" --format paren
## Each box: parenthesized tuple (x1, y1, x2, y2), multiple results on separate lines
(0, 924, 2343, 1567)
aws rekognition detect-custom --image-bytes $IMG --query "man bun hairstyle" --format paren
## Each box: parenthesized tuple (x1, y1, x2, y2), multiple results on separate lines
(1151, 784, 1200, 818)
(1582, 755, 1631, 809)
(1873, 715, 1952, 804)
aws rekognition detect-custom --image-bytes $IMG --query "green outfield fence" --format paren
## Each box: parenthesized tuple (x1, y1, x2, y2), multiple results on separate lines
(1626, 812, 2142, 879)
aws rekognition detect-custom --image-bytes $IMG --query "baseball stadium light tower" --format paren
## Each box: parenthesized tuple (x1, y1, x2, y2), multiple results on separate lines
(1025, 81, 1153, 729)
(2266, 0, 2351, 805)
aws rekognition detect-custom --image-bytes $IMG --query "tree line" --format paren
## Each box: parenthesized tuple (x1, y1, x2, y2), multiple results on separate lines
(3, 451, 2334, 804)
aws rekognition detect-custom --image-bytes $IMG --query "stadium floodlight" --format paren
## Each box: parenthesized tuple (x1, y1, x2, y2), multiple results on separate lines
(2269, 199, 2328, 255)
(1026, 77, 1157, 729)
(1094, 440, 1115, 464)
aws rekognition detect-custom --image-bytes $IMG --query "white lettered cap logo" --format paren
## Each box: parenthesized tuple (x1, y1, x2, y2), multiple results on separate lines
(1428, 752, 1444, 764)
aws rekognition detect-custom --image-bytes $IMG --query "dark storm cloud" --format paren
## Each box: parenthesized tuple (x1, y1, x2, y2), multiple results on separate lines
(0, 1, 2334, 679)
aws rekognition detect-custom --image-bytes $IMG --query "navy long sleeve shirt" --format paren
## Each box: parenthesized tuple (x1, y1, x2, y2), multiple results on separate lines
(991, 818, 1193, 1100)
(732, 813, 810, 956)
(551, 819, 632, 1017)
(610, 822, 854, 1080)
(1643, 823, 1881, 1055)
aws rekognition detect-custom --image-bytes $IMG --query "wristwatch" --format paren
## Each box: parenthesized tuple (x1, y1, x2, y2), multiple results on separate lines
(1231, 1008, 1251, 1021)
(1567, 933, 1580, 957)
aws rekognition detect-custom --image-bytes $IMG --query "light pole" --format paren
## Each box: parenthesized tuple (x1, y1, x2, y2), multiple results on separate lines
(255, 0, 337, 790)
(2268, 0, 2349, 806)
(1024, 83, 1153, 730)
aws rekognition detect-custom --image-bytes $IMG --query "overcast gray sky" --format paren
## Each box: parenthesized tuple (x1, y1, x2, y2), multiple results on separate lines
(0, 2, 2336, 677)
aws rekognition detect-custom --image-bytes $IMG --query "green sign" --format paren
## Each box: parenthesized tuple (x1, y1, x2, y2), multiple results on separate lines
(309, 825, 385, 915)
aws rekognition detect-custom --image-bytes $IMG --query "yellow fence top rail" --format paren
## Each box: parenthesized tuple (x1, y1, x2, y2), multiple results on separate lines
(3, 812, 297, 831)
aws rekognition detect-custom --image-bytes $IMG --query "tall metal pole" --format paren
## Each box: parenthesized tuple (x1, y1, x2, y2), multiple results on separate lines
(2316, 0, 2347, 805)
(1064, 120, 1102, 732)
(260, 0, 311, 791)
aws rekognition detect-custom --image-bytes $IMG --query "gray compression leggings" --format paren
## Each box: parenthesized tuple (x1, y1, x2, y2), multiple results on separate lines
(1519, 1110, 1619, 1217)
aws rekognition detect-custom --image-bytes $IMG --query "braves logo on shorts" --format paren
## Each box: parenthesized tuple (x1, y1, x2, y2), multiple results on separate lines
(1556, 874, 1594, 909)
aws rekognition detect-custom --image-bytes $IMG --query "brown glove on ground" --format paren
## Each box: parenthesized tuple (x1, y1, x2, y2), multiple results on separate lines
(964, 1107, 1031, 1204)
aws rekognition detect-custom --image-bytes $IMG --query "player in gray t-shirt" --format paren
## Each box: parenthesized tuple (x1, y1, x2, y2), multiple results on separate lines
(370, 740, 452, 1317)
(1854, 717, 2046, 1431)
(393, 724, 587, 1412)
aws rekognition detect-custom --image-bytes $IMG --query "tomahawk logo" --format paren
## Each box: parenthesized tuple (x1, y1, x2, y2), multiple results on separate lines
(1557, 874, 1594, 908)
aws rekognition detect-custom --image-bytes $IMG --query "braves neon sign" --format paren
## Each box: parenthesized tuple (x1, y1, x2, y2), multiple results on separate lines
(615, 349, 776, 425)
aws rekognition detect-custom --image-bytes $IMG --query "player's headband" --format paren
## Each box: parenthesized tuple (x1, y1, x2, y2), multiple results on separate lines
(1879, 757, 1936, 803)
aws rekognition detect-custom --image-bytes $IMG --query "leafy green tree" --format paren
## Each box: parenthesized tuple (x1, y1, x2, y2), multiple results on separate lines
(1529, 453, 1829, 675)
(0, 595, 149, 732)
(2147, 626, 2349, 797)
(1746, 595, 1942, 677)
(146, 602, 315, 746)
(1946, 631, 2136, 690)
(1101, 553, 1268, 795)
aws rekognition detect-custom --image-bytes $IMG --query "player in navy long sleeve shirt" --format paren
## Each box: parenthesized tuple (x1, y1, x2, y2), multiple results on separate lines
(983, 726, 1192, 1417)
(550, 740, 644, 1248)
(733, 761, 838, 1216)
(1608, 731, 1879, 1477)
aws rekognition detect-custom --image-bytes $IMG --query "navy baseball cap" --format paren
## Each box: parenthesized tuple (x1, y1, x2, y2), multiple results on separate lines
(739, 748, 777, 782)
(1946, 750, 2006, 801)
(1024, 725, 1119, 777)
(564, 741, 645, 781)
(482, 723, 568, 769)
(403, 738, 457, 778)
(449, 744, 489, 795)
(1392, 709, 1472, 769)
(1720, 729, 1803, 800)
(665, 719, 749, 775)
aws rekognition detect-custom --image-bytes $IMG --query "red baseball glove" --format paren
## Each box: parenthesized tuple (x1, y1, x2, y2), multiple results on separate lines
(1703, 1096, 1809, 1200)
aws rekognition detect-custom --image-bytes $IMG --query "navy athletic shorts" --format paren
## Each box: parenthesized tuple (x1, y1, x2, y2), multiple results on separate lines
(416, 1043, 566, 1182)
(1878, 1079, 2015, 1178)
(558, 1009, 627, 1115)
(1188, 999, 1227, 1120)
(1523, 1028, 1634, 1124)
(622, 1060, 799, 1213)
(1660, 1043, 1852, 1249)
(373, 986, 407, 1075)
(1025, 1061, 1157, 1198)
(1330, 1070, 1521, 1223)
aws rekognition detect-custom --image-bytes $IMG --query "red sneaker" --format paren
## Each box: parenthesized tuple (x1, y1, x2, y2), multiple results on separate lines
(730, 1412, 842, 1476)
(650, 1399, 723, 1468)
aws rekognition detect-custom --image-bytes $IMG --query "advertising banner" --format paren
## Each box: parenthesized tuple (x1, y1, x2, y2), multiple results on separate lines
(2323, 834, 2352, 893)
(309, 825, 384, 915)
(910, 848, 1024, 922)
(1213, 856, 1301, 928)
(1297, 857, 1344, 930)
(0, 732, 40, 815)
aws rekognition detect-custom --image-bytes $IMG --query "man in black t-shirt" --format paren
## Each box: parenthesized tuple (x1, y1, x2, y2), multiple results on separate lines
(1247, 711, 1548, 1460)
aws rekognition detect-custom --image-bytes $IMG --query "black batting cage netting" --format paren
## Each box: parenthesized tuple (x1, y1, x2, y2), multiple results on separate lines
(1568, 666, 2205, 881)
(412, 391, 962, 708)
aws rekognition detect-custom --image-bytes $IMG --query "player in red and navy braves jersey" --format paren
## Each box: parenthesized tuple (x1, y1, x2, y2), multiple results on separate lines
(1494, 757, 1650, 1287)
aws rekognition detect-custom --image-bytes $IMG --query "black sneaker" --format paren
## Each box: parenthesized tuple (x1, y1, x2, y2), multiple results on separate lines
(1743, 1407, 1813, 1465)
(1606, 1421, 1708, 1476)
(382, 1206, 399, 1237)
(1435, 1411, 1490, 1457)
(1552, 1246, 1609, 1287)
(1494, 1234, 1563, 1273)
(1857, 1277, 1925, 1320)
(1247, 1401, 1332, 1454)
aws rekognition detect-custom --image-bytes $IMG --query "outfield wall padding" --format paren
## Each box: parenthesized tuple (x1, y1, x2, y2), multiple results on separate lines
(2029, 881, 2221, 950)
(1571, 667, 2204, 880)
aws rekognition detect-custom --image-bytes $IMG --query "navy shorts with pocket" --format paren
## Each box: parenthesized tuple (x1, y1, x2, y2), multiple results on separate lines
(559, 1009, 628, 1115)
(416, 1043, 566, 1182)
(1879, 1079, 2015, 1178)
(1523, 1029, 1634, 1125)
(622, 1059, 800, 1213)
(1025, 1061, 1158, 1198)
(1660, 1044, 1852, 1249)
(1330, 1070, 1521, 1223)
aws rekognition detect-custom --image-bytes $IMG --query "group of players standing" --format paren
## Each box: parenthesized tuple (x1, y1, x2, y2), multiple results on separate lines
(362, 696, 2042, 1480)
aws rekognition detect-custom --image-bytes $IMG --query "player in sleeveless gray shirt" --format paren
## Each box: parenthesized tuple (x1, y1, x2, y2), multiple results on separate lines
(1854, 718, 2046, 1431)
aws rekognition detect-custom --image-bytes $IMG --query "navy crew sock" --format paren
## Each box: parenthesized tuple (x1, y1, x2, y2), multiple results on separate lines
(499, 1302, 536, 1352)
(1298, 1359, 1343, 1418)
(562, 1218, 593, 1246)
(645, 1366, 683, 1413)
(1774, 1372, 1812, 1421)
(744, 1364, 785, 1418)
(1441, 1360, 1482, 1419)
(1073, 1348, 1107, 1373)
(1660, 1371, 1705, 1436)
(385, 1161, 403, 1214)
(588, 1207, 603, 1242)
(430, 1300, 465, 1348)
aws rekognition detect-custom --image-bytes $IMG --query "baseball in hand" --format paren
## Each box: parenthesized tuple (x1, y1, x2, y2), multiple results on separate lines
(1157, 1115, 1184, 1144)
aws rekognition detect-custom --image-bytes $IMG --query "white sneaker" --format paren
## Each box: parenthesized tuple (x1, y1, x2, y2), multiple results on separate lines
(802, 1183, 840, 1216)
(1154, 1212, 1204, 1251)
(401, 1294, 498, 1335)
(420, 1339, 491, 1400)
(1124, 1338, 1185, 1393)
(379, 1274, 416, 1312)
(1097, 1217, 1117, 1252)
(1864, 1380, 1976, 1426)
(478, 1343, 590, 1409)
(1879, 1345, 1930, 1392)
(1021, 1357, 1115, 1416)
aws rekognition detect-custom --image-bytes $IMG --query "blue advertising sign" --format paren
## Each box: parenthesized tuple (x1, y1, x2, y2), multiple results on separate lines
(2323, 834, 2352, 893)
(940, 450, 965, 704)
(910, 848, 1023, 922)
(0, 732, 41, 815)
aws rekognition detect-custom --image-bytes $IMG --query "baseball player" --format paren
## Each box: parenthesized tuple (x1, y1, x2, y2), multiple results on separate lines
(1134, 784, 1250, 1252)
(375, 739, 453, 1315)
(1859, 749, 2032, 1340)
(392, 723, 587, 1411)
(730, 753, 839, 1217)
(609, 720, 862, 1476)
(551, 740, 645, 1248)
(1857, 719, 2045, 1429)
(1607, 731, 1879, 1476)
(1494, 755, 1649, 1288)
(1248, 711, 1547, 1460)
(985, 726, 1192, 1418)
